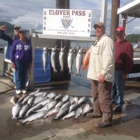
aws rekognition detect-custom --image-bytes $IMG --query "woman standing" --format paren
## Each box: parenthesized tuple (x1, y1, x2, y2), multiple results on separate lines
(10, 29, 32, 94)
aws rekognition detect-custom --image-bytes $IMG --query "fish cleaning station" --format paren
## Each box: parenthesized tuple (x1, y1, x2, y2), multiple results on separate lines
(0, 0, 140, 140)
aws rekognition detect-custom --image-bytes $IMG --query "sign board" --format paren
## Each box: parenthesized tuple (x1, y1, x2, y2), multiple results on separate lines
(43, 9, 92, 37)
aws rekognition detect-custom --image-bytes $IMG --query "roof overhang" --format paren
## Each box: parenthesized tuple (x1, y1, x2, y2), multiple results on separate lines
(117, 0, 140, 18)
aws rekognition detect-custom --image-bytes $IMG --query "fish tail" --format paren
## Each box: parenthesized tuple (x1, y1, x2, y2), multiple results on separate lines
(42, 70, 47, 73)
(62, 117, 65, 120)
(24, 115, 29, 118)
(76, 73, 81, 76)
(20, 121, 25, 125)
(11, 116, 18, 120)
(54, 69, 58, 73)
(18, 116, 23, 119)
(60, 68, 64, 72)
(43, 115, 48, 119)
(53, 117, 59, 121)
(69, 70, 74, 74)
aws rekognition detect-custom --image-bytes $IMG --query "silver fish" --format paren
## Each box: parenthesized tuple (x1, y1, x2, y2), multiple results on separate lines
(67, 47, 74, 74)
(54, 106, 69, 120)
(86, 97, 94, 105)
(74, 107, 83, 118)
(35, 103, 48, 112)
(54, 94, 63, 101)
(18, 94, 28, 103)
(33, 92, 45, 97)
(26, 104, 43, 117)
(78, 97, 87, 105)
(62, 95, 69, 102)
(44, 108, 60, 118)
(83, 107, 93, 116)
(36, 101, 57, 112)
(59, 46, 66, 72)
(76, 48, 83, 76)
(41, 92, 49, 97)
(29, 88, 40, 96)
(69, 96, 74, 104)
(55, 101, 63, 108)
(33, 95, 42, 104)
(51, 45, 57, 73)
(82, 103, 93, 115)
(73, 97, 79, 104)
(34, 96, 48, 105)
(19, 104, 31, 119)
(37, 98, 53, 106)
(42, 47, 48, 72)
(60, 101, 71, 110)
(69, 103, 80, 113)
(11, 102, 22, 119)
(62, 111, 75, 120)
(22, 95, 33, 105)
(21, 111, 46, 125)
(47, 92, 57, 99)
(10, 96, 17, 105)
(28, 96, 35, 105)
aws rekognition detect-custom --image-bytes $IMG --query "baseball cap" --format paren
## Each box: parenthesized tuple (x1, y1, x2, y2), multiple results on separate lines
(94, 22, 105, 28)
(116, 27, 125, 33)
(14, 25, 21, 29)
(19, 29, 25, 33)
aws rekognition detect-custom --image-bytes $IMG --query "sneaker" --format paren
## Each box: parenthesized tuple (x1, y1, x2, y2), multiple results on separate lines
(21, 89, 26, 94)
(96, 122, 112, 128)
(113, 105, 122, 112)
(86, 113, 101, 118)
(16, 90, 21, 94)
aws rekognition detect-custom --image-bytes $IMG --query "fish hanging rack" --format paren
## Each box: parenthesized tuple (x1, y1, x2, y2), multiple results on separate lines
(28, 30, 96, 91)
(36, 33, 96, 42)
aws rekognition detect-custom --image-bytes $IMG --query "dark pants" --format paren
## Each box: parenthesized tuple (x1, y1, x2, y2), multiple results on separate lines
(91, 80, 112, 125)
(15, 60, 30, 90)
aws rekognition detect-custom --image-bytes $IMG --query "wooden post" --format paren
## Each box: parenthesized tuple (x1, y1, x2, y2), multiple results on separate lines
(121, 13, 127, 32)
(53, 0, 70, 80)
(56, 0, 69, 9)
(110, 0, 120, 41)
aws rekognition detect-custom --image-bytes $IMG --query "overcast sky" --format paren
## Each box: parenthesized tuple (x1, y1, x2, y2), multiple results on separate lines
(0, 0, 139, 35)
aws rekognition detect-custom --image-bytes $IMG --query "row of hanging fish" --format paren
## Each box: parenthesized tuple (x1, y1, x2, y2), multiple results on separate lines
(10, 89, 93, 125)
(42, 46, 90, 76)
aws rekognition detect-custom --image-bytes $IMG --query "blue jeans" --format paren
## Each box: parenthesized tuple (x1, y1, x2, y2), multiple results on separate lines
(15, 60, 30, 90)
(111, 70, 125, 108)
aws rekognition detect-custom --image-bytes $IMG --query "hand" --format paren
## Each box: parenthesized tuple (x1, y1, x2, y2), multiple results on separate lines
(122, 74, 127, 80)
(0, 25, 6, 30)
(98, 74, 105, 83)
(11, 63, 15, 68)
(87, 77, 91, 80)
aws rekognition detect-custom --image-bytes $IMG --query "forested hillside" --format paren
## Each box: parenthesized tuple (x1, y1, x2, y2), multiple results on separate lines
(126, 34, 140, 43)
(0, 21, 29, 34)
(0, 21, 15, 33)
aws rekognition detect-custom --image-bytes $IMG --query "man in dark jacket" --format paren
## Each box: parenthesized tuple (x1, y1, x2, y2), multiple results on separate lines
(0, 25, 21, 59)
(111, 27, 133, 112)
